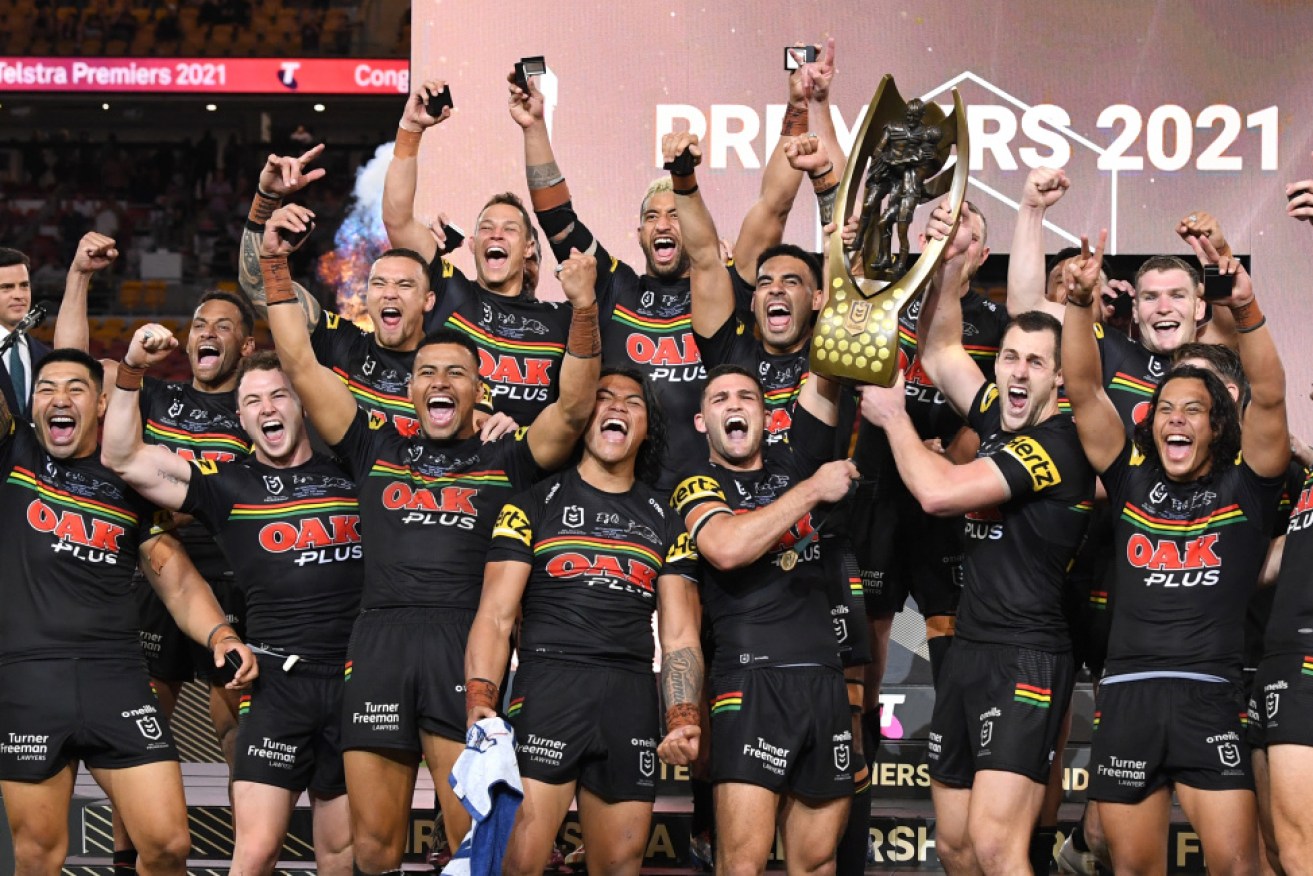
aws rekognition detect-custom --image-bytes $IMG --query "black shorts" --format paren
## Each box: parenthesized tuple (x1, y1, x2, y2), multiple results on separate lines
(137, 574, 245, 683)
(709, 666, 852, 799)
(1088, 678, 1252, 804)
(340, 607, 471, 752)
(0, 658, 177, 781)
(508, 659, 658, 802)
(234, 653, 346, 795)
(825, 537, 871, 667)
(1253, 652, 1313, 748)
(851, 480, 962, 618)
(927, 640, 1074, 786)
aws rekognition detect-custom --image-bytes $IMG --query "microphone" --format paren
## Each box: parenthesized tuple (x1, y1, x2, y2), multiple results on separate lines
(1, 302, 47, 355)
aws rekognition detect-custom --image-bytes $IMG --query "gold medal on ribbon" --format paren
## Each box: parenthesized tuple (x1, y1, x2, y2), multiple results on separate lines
(812, 75, 970, 386)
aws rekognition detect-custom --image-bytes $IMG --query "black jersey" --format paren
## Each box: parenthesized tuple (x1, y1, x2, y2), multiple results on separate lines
(899, 290, 1009, 443)
(179, 454, 362, 660)
(424, 258, 572, 426)
(138, 376, 250, 580)
(310, 310, 420, 437)
(1103, 444, 1284, 680)
(671, 406, 839, 672)
(1095, 325, 1170, 436)
(1263, 464, 1313, 658)
(332, 411, 542, 612)
(956, 383, 1095, 651)
(694, 312, 808, 446)
(0, 421, 156, 664)
(486, 468, 696, 669)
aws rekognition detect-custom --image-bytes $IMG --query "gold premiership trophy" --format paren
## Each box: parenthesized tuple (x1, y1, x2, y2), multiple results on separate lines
(811, 76, 970, 386)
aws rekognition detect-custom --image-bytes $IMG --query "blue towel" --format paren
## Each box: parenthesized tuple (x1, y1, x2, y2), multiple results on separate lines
(445, 717, 524, 876)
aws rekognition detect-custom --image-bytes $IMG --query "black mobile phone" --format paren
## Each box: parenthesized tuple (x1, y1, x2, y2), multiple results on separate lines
(783, 45, 818, 71)
(213, 650, 246, 685)
(1202, 264, 1234, 301)
(277, 222, 313, 249)
(514, 56, 546, 91)
(437, 221, 466, 256)
(1101, 292, 1133, 320)
(425, 84, 453, 118)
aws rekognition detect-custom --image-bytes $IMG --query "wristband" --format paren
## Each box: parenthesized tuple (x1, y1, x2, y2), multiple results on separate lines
(260, 256, 297, 306)
(672, 183, 699, 197)
(1233, 298, 1265, 333)
(206, 622, 235, 650)
(247, 189, 281, 225)
(567, 301, 602, 358)
(782, 104, 809, 138)
(465, 677, 499, 713)
(115, 361, 147, 392)
(1066, 296, 1094, 309)
(394, 126, 423, 159)
(665, 703, 700, 732)
(671, 172, 697, 196)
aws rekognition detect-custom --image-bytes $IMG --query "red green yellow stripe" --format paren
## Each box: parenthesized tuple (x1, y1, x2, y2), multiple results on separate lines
(238, 694, 252, 715)
(611, 305, 691, 333)
(506, 697, 524, 717)
(331, 368, 416, 414)
(229, 497, 358, 520)
(446, 313, 564, 356)
(848, 576, 862, 595)
(1089, 590, 1108, 609)
(964, 344, 999, 361)
(144, 420, 251, 453)
(1014, 683, 1052, 709)
(1121, 503, 1247, 536)
(7, 467, 139, 526)
(367, 461, 511, 488)
(1109, 372, 1157, 397)
(1093, 711, 1101, 730)
(533, 535, 662, 567)
(1072, 500, 1095, 514)
(344, 660, 353, 681)
(711, 691, 743, 714)
(1302, 656, 1313, 677)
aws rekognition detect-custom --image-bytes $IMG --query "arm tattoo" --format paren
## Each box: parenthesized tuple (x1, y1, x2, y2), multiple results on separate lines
(816, 186, 838, 227)
(238, 227, 269, 316)
(238, 226, 321, 329)
(526, 161, 565, 190)
(661, 645, 704, 708)
(156, 468, 186, 486)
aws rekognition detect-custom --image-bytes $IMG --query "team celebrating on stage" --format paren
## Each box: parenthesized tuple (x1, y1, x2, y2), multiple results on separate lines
(3, 38, 1313, 876)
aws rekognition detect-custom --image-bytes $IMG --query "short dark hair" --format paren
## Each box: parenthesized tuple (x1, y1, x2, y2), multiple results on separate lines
(756, 243, 821, 289)
(34, 348, 104, 390)
(1133, 366, 1241, 479)
(599, 367, 667, 487)
(197, 290, 257, 337)
(235, 349, 282, 389)
(375, 248, 433, 284)
(1170, 343, 1248, 409)
(1134, 254, 1200, 290)
(479, 192, 534, 237)
(701, 363, 762, 403)
(0, 248, 31, 270)
(1002, 310, 1064, 370)
(416, 328, 481, 369)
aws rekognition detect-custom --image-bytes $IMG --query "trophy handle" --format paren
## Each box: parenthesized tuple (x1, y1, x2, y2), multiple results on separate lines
(815, 84, 971, 387)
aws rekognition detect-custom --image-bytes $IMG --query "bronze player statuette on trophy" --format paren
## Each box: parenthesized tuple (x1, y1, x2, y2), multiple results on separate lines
(811, 76, 969, 386)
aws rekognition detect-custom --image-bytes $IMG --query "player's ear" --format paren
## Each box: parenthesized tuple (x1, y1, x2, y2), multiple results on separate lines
(694, 412, 707, 435)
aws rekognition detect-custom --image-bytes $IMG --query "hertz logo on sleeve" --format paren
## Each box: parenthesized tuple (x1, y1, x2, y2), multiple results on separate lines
(1003, 435, 1062, 491)
(325, 312, 340, 330)
(492, 504, 532, 546)
(671, 476, 726, 513)
(667, 530, 698, 564)
(191, 458, 219, 476)
(979, 384, 999, 413)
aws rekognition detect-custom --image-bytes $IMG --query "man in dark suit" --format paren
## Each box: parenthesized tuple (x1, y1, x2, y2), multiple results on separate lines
(0, 248, 48, 419)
